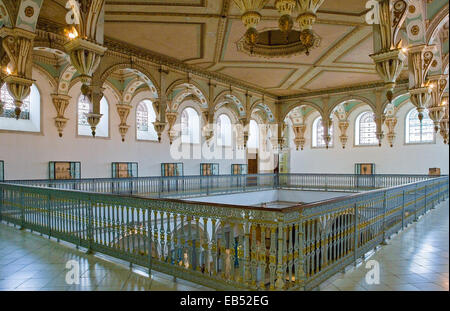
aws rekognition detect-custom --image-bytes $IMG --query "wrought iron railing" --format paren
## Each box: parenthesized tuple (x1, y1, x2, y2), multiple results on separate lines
(0, 174, 448, 290)
(7, 173, 437, 198)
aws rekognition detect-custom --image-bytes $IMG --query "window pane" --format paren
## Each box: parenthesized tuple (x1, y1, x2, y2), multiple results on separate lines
(407, 109, 434, 143)
(217, 114, 232, 146)
(78, 95, 90, 126)
(181, 107, 199, 144)
(137, 100, 158, 141)
(358, 112, 378, 145)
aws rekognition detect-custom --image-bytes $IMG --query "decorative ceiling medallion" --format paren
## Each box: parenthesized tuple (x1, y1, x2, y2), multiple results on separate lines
(236, 28, 320, 58)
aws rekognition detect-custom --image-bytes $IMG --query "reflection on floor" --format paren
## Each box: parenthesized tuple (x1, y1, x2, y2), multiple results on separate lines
(0, 200, 448, 291)
(320, 200, 449, 291)
(0, 223, 212, 291)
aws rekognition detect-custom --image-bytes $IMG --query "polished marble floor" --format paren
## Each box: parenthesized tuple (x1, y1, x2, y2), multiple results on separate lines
(0, 223, 212, 291)
(320, 200, 449, 291)
(0, 200, 448, 291)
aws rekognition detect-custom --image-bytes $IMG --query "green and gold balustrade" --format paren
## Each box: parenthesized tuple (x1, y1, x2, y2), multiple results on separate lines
(0, 174, 448, 290)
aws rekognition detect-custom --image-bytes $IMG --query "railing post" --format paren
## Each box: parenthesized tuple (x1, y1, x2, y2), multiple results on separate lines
(86, 197, 94, 254)
(424, 183, 427, 214)
(381, 190, 387, 245)
(19, 189, 25, 230)
(147, 208, 153, 276)
(353, 202, 358, 266)
(401, 190, 405, 230)
(275, 219, 285, 290)
(47, 194, 52, 238)
(158, 177, 162, 198)
(413, 184, 418, 222)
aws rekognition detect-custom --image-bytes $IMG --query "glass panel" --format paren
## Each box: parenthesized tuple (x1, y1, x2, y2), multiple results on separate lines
(358, 112, 378, 145)
(407, 109, 434, 143)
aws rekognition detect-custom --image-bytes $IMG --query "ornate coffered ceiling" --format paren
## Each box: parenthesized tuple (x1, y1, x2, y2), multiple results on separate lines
(26, 0, 449, 98)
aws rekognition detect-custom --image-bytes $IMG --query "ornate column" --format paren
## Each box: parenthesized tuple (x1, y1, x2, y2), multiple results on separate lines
(292, 124, 306, 151)
(426, 74, 448, 132)
(338, 120, 349, 149)
(64, 0, 107, 136)
(321, 117, 332, 149)
(51, 94, 72, 137)
(240, 117, 250, 148)
(374, 90, 385, 146)
(374, 112, 385, 147)
(84, 85, 104, 137)
(154, 67, 169, 143)
(384, 117, 397, 147)
(440, 98, 449, 144)
(369, 0, 408, 103)
(408, 44, 435, 121)
(165, 111, 178, 145)
(116, 103, 132, 142)
(153, 122, 166, 143)
(201, 110, 214, 145)
(0, 28, 35, 119)
(275, 122, 285, 151)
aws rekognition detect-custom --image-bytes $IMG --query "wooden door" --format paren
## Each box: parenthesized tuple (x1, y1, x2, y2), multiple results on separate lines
(248, 158, 258, 174)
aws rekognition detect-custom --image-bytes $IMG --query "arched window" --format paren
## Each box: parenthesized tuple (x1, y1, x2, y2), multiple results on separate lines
(248, 119, 260, 149)
(180, 107, 200, 144)
(217, 114, 232, 146)
(312, 117, 333, 147)
(77, 95, 109, 137)
(0, 83, 40, 132)
(136, 100, 158, 141)
(355, 111, 377, 145)
(406, 108, 434, 144)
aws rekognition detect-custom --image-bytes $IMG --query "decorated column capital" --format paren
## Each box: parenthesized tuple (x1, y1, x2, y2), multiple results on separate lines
(426, 74, 448, 132)
(338, 120, 349, 149)
(408, 44, 436, 120)
(385, 116, 397, 147)
(116, 103, 132, 142)
(321, 116, 332, 149)
(374, 112, 385, 147)
(51, 94, 72, 137)
(292, 124, 306, 151)
(439, 98, 449, 144)
(165, 111, 178, 145)
(153, 121, 166, 143)
(0, 27, 36, 119)
(370, 0, 408, 102)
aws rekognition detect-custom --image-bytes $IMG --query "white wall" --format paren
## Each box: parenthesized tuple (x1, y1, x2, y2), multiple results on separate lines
(0, 69, 246, 180)
(289, 103, 449, 175)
